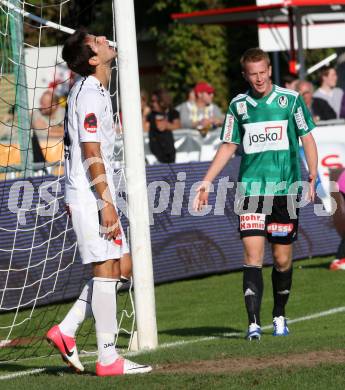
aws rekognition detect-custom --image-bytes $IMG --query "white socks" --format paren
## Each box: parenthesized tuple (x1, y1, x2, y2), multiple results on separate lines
(59, 279, 93, 337)
(92, 277, 119, 365)
(59, 276, 120, 365)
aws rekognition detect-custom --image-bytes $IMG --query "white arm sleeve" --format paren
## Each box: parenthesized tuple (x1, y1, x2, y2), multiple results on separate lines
(77, 91, 104, 143)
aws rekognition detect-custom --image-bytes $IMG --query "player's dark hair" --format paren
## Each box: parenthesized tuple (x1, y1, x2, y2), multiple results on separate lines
(62, 28, 96, 76)
(240, 48, 271, 70)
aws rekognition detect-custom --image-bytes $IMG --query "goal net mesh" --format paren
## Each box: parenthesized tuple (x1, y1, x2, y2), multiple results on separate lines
(0, 0, 135, 362)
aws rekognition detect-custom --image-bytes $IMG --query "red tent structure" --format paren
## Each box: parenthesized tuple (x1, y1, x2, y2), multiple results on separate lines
(172, 1, 345, 78)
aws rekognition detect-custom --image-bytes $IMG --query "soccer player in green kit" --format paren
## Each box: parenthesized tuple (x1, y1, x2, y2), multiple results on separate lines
(194, 48, 318, 340)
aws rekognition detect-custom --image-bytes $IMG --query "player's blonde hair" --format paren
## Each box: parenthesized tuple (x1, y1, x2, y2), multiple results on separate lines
(240, 48, 270, 70)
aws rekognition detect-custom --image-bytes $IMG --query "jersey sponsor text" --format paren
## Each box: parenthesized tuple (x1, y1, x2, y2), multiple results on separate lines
(223, 114, 234, 142)
(243, 120, 288, 154)
(294, 107, 308, 131)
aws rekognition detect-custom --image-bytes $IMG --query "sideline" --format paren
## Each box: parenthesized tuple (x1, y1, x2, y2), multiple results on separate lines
(1, 305, 345, 381)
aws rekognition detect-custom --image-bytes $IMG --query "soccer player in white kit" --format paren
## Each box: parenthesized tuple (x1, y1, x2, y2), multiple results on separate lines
(46, 29, 151, 376)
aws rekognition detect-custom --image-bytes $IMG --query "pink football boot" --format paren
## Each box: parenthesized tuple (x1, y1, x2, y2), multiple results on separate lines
(96, 357, 152, 376)
(46, 325, 84, 372)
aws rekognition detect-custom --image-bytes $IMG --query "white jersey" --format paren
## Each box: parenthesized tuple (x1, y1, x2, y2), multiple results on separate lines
(64, 75, 116, 204)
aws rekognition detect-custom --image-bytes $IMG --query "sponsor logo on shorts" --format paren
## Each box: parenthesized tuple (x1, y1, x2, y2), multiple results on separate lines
(278, 95, 288, 108)
(223, 114, 234, 141)
(240, 213, 265, 231)
(84, 113, 98, 133)
(267, 223, 293, 236)
(236, 101, 247, 115)
(243, 120, 289, 154)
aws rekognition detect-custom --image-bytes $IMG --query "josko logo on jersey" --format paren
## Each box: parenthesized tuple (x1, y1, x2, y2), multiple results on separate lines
(243, 120, 289, 154)
(249, 126, 283, 145)
(278, 95, 288, 108)
(84, 113, 98, 133)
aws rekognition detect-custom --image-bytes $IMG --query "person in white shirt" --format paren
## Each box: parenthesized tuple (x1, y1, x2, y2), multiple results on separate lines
(46, 28, 151, 376)
(312, 66, 343, 120)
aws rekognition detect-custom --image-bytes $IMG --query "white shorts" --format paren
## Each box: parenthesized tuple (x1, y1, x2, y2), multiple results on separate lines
(69, 198, 129, 264)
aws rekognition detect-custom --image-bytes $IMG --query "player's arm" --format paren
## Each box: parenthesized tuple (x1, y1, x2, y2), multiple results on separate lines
(293, 94, 318, 202)
(194, 105, 240, 211)
(194, 142, 238, 211)
(82, 141, 120, 240)
(300, 133, 318, 202)
(78, 92, 119, 240)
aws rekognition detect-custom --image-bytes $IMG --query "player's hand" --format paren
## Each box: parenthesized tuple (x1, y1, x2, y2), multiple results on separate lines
(100, 202, 120, 240)
(307, 174, 316, 202)
(193, 181, 211, 211)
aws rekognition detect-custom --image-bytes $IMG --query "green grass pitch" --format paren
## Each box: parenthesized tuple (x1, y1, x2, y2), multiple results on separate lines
(1, 255, 345, 389)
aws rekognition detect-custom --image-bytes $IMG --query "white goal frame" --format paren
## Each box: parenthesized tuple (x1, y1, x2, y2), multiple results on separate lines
(113, 0, 158, 350)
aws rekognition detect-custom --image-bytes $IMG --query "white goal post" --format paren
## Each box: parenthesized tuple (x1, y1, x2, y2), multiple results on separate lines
(113, 0, 158, 350)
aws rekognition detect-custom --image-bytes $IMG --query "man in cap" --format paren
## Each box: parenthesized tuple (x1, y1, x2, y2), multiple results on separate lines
(179, 82, 224, 134)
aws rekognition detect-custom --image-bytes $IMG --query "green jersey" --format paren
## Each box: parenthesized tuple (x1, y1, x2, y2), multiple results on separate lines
(220, 84, 315, 196)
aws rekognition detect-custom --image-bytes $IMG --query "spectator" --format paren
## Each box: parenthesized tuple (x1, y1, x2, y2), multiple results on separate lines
(146, 89, 180, 163)
(329, 169, 345, 270)
(179, 82, 223, 135)
(282, 73, 298, 90)
(31, 89, 65, 162)
(175, 88, 195, 112)
(141, 90, 151, 132)
(339, 92, 345, 119)
(0, 105, 18, 142)
(295, 80, 319, 121)
(312, 66, 343, 120)
(32, 89, 65, 138)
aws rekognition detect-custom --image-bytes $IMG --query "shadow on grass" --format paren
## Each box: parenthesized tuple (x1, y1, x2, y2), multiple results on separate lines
(297, 262, 332, 270)
(159, 326, 243, 339)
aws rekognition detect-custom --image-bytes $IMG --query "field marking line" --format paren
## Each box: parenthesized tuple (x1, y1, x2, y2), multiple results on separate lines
(1, 305, 345, 380)
(0, 368, 46, 380)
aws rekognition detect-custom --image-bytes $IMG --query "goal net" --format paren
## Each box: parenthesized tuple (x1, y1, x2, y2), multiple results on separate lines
(0, 0, 136, 362)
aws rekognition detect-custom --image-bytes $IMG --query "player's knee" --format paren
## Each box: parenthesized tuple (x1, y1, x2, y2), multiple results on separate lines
(273, 257, 291, 272)
(244, 251, 264, 266)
